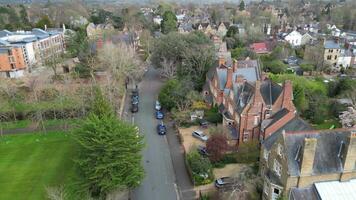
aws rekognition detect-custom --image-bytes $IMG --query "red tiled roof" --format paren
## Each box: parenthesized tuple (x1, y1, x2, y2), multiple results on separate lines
(250, 42, 269, 54)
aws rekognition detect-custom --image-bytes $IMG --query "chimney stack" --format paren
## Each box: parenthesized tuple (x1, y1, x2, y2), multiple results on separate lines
(233, 59, 238, 72)
(343, 131, 356, 172)
(300, 137, 317, 176)
(218, 56, 225, 67)
(225, 67, 233, 89)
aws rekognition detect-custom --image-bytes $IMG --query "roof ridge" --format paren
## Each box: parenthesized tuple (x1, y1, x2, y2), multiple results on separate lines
(285, 127, 356, 135)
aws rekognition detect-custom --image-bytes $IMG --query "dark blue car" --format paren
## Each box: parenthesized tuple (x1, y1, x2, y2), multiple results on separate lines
(155, 111, 164, 119)
(157, 124, 167, 135)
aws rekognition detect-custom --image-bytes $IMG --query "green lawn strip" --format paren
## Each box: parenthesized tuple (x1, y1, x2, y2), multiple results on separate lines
(0, 118, 81, 131)
(0, 120, 31, 129)
(0, 132, 77, 200)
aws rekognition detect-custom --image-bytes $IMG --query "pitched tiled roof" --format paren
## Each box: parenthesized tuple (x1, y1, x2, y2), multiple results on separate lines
(262, 117, 312, 150)
(233, 82, 255, 114)
(250, 42, 269, 53)
(285, 129, 352, 176)
(260, 79, 283, 105)
(216, 68, 227, 90)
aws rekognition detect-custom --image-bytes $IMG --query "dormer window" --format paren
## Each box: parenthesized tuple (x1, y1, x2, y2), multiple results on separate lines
(277, 144, 283, 157)
(264, 149, 269, 160)
(294, 144, 302, 163)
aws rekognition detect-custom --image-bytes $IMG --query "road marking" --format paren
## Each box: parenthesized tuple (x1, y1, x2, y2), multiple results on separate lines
(174, 183, 180, 200)
(132, 115, 135, 124)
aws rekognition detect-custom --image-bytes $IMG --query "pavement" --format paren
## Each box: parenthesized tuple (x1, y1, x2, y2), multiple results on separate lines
(124, 67, 194, 200)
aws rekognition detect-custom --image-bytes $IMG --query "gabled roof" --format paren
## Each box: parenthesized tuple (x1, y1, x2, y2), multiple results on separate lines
(250, 42, 269, 53)
(233, 82, 255, 114)
(216, 67, 227, 90)
(260, 79, 283, 105)
(262, 117, 312, 150)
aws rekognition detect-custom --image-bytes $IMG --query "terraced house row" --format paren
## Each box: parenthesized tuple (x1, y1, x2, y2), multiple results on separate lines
(204, 44, 356, 199)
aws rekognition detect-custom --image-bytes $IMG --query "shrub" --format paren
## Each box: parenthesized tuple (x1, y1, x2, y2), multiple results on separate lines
(205, 106, 222, 124)
(186, 151, 214, 185)
(206, 134, 229, 162)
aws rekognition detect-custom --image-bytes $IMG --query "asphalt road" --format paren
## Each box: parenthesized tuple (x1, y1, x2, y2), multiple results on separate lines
(130, 68, 178, 200)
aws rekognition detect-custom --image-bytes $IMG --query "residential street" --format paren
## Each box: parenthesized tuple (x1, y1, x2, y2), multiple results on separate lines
(127, 67, 194, 200)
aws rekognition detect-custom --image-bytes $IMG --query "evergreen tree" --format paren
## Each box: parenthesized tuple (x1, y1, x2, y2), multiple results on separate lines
(161, 11, 177, 34)
(74, 88, 144, 198)
(239, 0, 245, 11)
(35, 15, 53, 29)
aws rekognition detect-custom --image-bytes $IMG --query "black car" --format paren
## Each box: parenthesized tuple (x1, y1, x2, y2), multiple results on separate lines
(199, 119, 209, 128)
(197, 145, 209, 156)
(131, 104, 138, 113)
(157, 123, 167, 135)
(132, 89, 139, 97)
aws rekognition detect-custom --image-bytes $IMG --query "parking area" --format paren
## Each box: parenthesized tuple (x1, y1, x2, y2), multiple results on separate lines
(178, 126, 209, 153)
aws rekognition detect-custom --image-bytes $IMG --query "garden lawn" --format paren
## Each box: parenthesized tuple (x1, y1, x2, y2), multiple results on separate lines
(0, 131, 77, 200)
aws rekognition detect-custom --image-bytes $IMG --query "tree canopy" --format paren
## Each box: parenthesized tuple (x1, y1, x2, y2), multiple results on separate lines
(239, 0, 245, 11)
(35, 15, 53, 29)
(151, 32, 215, 91)
(161, 10, 177, 34)
(74, 88, 144, 198)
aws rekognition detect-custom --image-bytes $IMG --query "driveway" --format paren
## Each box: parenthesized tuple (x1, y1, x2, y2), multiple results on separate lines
(129, 68, 178, 200)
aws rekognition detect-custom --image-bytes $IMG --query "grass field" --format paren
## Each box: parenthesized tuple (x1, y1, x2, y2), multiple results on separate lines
(0, 131, 77, 200)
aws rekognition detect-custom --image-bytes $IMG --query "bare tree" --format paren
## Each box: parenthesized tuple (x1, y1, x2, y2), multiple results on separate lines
(98, 42, 145, 86)
(159, 57, 176, 78)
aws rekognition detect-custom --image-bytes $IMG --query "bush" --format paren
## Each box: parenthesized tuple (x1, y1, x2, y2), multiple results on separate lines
(186, 151, 214, 186)
(205, 106, 222, 124)
(206, 134, 229, 162)
(212, 153, 237, 168)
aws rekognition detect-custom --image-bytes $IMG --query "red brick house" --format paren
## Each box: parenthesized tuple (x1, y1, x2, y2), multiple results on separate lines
(250, 42, 271, 54)
(204, 56, 296, 145)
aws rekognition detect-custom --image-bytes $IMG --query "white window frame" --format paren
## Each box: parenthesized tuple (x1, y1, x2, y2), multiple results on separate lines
(273, 159, 282, 177)
(277, 144, 283, 157)
(264, 149, 269, 160)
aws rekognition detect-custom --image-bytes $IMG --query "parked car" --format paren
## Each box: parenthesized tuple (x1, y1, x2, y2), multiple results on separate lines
(156, 123, 167, 135)
(197, 145, 209, 156)
(199, 119, 209, 128)
(132, 89, 139, 97)
(192, 130, 208, 142)
(155, 110, 164, 119)
(131, 96, 139, 105)
(131, 104, 138, 113)
(155, 100, 161, 110)
(215, 177, 236, 189)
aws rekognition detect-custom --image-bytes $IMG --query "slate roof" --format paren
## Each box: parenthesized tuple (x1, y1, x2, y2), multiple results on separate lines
(233, 82, 255, 114)
(324, 40, 341, 49)
(234, 68, 258, 82)
(262, 117, 312, 150)
(260, 79, 283, 105)
(285, 130, 351, 176)
(216, 67, 227, 90)
(290, 186, 319, 200)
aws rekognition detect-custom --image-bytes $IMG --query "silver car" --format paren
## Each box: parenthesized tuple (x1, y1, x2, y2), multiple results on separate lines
(192, 130, 209, 142)
(155, 100, 161, 110)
